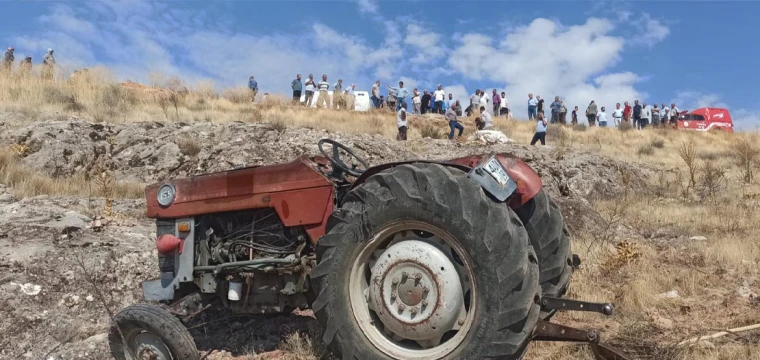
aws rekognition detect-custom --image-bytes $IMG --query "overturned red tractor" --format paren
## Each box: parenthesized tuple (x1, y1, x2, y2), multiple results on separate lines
(109, 139, 627, 360)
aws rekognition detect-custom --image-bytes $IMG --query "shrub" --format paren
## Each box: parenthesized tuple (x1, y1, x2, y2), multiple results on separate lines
(730, 138, 760, 183)
(267, 115, 288, 133)
(420, 125, 442, 139)
(650, 138, 665, 149)
(637, 144, 654, 156)
(618, 121, 633, 132)
(177, 138, 202, 156)
(572, 124, 588, 132)
(223, 87, 252, 104)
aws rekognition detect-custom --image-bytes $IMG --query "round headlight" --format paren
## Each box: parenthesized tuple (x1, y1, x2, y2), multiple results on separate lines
(157, 184, 176, 207)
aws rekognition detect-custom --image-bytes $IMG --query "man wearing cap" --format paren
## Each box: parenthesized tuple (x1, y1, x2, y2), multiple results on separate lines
(3, 47, 14, 72)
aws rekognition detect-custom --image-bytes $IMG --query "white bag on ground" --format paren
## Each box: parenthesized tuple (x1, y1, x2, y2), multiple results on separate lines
(469, 129, 514, 144)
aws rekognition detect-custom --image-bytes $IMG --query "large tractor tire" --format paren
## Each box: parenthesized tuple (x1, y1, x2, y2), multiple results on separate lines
(311, 163, 541, 360)
(109, 304, 200, 360)
(514, 189, 573, 319)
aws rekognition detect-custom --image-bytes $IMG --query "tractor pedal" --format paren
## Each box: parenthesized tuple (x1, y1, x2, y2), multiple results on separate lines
(540, 296, 614, 316)
(572, 253, 581, 269)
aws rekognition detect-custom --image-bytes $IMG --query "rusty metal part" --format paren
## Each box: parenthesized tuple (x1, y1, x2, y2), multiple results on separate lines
(532, 321, 630, 360)
(540, 296, 615, 316)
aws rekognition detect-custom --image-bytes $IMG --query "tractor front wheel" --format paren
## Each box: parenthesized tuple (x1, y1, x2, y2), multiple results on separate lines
(311, 163, 540, 360)
(108, 304, 200, 360)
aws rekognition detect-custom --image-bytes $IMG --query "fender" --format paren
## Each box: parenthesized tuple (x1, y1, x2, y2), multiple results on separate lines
(352, 153, 543, 209)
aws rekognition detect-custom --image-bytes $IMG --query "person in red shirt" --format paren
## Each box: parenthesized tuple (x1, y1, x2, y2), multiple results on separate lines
(623, 101, 632, 123)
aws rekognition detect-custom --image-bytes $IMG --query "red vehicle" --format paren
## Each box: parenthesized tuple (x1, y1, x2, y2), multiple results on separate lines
(677, 107, 734, 133)
(109, 139, 627, 360)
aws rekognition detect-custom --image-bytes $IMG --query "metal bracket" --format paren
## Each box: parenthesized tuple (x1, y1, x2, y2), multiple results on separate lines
(540, 296, 615, 316)
(532, 321, 630, 360)
(467, 154, 518, 202)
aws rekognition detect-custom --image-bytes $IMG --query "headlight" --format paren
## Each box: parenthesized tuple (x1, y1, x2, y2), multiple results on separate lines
(157, 184, 176, 207)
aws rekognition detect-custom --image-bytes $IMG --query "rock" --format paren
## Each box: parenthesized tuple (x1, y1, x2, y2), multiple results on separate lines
(85, 295, 94, 302)
(688, 236, 708, 241)
(738, 280, 757, 299)
(10, 282, 42, 296)
(653, 316, 674, 329)
(659, 290, 680, 298)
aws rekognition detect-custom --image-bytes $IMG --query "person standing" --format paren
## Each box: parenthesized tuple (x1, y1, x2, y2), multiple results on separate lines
(386, 89, 396, 111)
(670, 103, 680, 126)
(433, 84, 445, 114)
(660, 103, 670, 128)
(291, 74, 303, 104)
(446, 103, 464, 140)
(3, 47, 14, 72)
(412, 89, 421, 114)
(19, 56, 31, 76)
(42, 48, 55, 79)
(571, 106, 579, 125)
(651, 103, 660, 127)
(470, 90, 481, 116)
(632, 100, 642, 129)
(371, 80, 381, 109)
(248, 76, 258, 102)
(560, 100, 568, 124)
(612, 103, 624, 126)
(446, 93, 455, 111)
(492, 89, 501, 116)
(597, 106, 609, 127)
(480, 90, 489, 115)
(421, 90, 431, 114)
(586, 100, 598, 126)
(500, 92, 509, 119)
(528, 93, 537, 120)
(344, 84, 356, 111)
(530, 110, 548, 145)
(316, 74, 331, 109)
(536, 95, 544, 114)
(333, 79, 344, 109)
(397, 101, 408, 141)
(623, 101, 632, 123)
(304, 74, 316, 107)
(388, 81, 408, 111)
(640, 103, 651, 130)
(550, 96, 562, 124)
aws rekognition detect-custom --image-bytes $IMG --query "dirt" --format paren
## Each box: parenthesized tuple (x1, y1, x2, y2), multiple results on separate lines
(0, 118, 655, 359)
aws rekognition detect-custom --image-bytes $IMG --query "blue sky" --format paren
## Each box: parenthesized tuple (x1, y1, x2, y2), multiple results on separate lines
(3, 0, 758, 129)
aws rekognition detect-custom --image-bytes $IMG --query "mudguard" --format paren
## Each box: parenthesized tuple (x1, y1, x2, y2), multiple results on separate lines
(352, 153, 543, 208)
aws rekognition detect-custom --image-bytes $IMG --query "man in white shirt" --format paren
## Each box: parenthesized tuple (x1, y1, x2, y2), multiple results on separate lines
(476, 106, 494, 130)
(612, 103, 624, 126)
(397, 101, 408, 141)
(304, 74, 316, 107)
(480, 91, 489, 115)
(596, 106, 609, 127)
(433, 84, 445, 114)
(412, 89, 421, 114)
(669, 103, 680, 126)
(528, 93, 537, 120)
(500, 92, 509, 119)
(343, 84, 356, 111)
(639, 103, 651, 130)
(660, 103, 670, 128)
(316, 74, 331, 108)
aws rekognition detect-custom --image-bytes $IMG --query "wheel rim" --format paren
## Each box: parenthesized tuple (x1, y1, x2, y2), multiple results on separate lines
(349, 221, 476, 360)
(124, 329, 174, 360)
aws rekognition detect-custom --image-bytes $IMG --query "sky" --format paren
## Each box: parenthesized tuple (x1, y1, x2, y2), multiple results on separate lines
(2, 0, 759, 129)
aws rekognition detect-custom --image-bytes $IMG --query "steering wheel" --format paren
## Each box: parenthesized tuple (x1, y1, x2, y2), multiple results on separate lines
(318, 139, 369, 177)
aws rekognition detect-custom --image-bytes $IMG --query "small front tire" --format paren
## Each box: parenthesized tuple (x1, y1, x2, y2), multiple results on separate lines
(109, 304, 200, 360)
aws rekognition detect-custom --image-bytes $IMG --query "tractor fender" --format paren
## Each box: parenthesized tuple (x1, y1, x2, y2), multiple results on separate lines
(351, 154, 542, 209)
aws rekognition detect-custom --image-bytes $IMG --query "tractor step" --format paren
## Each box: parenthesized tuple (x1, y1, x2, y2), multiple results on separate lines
(540, 296, 614, 316)
(532, 320, 629, 360)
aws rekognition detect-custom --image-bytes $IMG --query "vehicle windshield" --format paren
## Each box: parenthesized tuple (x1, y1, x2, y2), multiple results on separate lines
(679, 114, 706, 121)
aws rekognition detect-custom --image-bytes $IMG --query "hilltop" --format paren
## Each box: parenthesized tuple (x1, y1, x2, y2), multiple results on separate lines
(0, 69, 759, 360)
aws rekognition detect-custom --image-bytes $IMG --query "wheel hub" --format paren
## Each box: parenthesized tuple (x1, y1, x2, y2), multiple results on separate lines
(368, 240, 464, 342)
(132, 332, 173, 360)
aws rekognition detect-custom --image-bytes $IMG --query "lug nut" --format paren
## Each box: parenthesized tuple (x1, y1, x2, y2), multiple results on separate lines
(410, 307, 418, 315)
(414, 273, 422, 281)
(458, 319, 465, 326)
(401, 272, 408, 281)
(392, 279, 399, 285)
(421, 300, 428, 307)
(390, 293, 397, 300)
(398, 304, 405, 312)
(423, 286, 429, 293)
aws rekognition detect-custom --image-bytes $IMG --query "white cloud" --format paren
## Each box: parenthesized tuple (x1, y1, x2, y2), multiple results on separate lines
(448, 17, 638, 119)
(630, 15, 670, 47)
(356, 0, 378, 14)
(404, 24, 445, 64)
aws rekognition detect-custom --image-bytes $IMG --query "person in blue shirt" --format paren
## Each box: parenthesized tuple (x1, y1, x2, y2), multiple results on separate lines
(387, 81, 409, 111)
(530, 110, 548, 145)
(528, 93, 538, 120)
(248, 76, 258, 102)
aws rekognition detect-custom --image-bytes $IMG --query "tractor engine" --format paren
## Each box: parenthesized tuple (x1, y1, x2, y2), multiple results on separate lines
(189, 208, 314, 315)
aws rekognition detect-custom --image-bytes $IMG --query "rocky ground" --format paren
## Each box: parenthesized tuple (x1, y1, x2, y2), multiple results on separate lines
(0, 115, 674, 360)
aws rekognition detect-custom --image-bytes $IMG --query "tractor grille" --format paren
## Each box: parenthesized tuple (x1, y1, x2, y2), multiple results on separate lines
(156, 219, 176, 274)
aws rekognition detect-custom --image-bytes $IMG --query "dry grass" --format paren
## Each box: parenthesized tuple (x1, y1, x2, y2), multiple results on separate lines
(2, 69, 760, 359)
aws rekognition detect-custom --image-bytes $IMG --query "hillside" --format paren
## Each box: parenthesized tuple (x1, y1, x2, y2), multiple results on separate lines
(0, 69, 759, 360)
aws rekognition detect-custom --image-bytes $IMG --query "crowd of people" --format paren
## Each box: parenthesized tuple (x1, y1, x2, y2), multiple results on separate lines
(2, 47, 57, 78)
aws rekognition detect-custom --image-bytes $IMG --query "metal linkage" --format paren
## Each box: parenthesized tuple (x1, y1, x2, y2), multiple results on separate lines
(540, 296, 615, 316)
(532, 321, 630, 360)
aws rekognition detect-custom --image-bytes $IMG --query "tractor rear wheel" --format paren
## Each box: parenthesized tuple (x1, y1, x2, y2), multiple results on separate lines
(311, 163, 540, 360)
(515, 189, 573, 319)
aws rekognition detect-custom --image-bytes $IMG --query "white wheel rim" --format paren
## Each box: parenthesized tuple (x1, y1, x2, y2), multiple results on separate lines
(349, 221, 476, 360)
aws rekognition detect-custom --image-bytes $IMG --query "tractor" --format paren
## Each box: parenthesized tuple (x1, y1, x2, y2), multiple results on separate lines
(109, 139, 628, 360)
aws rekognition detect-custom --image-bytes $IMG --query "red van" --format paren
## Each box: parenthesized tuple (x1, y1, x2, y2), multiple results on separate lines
(677, 107, 734, 133)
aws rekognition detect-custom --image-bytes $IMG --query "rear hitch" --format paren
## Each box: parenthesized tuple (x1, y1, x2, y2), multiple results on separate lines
(532, 321, 630, 360)
(540, 296, 615, 316)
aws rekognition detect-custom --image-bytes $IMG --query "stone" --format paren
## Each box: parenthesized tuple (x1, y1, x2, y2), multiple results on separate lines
(689, 236, 708, 241)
